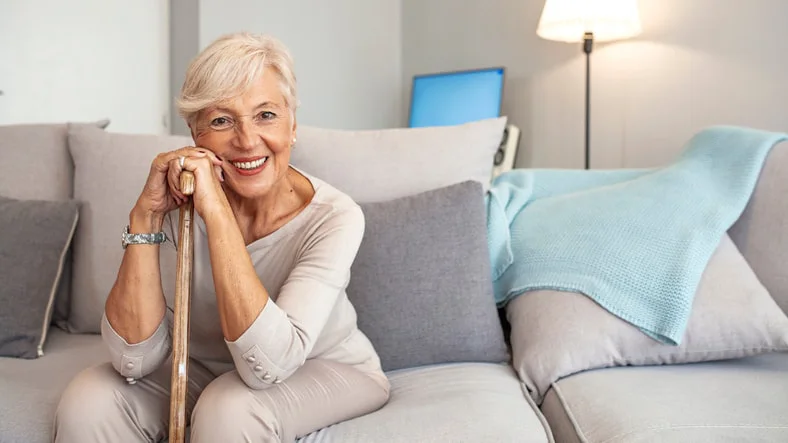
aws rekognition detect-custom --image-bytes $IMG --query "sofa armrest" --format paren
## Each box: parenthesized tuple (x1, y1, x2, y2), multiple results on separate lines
(729, 140, 788, 314)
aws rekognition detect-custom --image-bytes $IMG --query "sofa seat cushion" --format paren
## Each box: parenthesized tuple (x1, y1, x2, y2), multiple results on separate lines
(0, 334, 547, 443)
(299, 362, 551, 443)
(0, 328, 107, 443)
(542, 352, 788, 443)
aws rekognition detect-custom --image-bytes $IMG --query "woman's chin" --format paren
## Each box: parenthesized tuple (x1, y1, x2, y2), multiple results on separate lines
(224, 180, 273, 201)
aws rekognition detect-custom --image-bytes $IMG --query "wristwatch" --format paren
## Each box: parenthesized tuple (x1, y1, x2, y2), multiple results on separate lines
(121, 225, 168, 249)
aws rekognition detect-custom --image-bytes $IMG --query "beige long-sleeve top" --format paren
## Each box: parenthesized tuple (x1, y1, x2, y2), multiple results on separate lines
(100, 170, 388, 391)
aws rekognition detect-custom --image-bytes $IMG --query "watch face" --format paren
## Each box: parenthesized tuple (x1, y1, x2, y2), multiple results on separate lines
(122, 227, 130, 248)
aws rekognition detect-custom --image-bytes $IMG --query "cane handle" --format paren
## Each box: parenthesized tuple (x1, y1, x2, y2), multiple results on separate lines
(180, 171, 195, 196)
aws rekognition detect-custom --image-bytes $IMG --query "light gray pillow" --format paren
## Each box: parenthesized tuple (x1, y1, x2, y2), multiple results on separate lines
(0, 120, 109, 201)
(729, 140, 788, 314)
(0, 195, 79, 359)
(507, 234, 788, 404)
(347, 180, 509, 371)
(67, 125, 189, 333)
(291, 117, 507, 203)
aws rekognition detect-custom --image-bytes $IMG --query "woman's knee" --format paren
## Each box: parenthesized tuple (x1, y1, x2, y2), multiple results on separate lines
(191, 371, 280, 441)
(53, 362, 165, 442)
(55, 363, 122, 425)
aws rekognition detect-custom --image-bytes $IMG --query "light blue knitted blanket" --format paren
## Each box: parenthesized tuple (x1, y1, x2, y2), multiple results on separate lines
(486, 126, 788, 345)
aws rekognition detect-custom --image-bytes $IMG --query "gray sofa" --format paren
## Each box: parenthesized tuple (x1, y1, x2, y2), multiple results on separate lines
(1, 117, 787, 443)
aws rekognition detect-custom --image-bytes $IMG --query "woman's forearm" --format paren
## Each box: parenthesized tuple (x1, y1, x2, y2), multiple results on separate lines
(104, 207, 168, 343)
(202, 203, 270, 341)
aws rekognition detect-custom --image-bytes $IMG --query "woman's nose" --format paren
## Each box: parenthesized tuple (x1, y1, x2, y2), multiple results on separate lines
(234, 121, 261, 150)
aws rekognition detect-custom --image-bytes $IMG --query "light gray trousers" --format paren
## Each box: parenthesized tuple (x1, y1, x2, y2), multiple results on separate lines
(52, 358, 390, 442)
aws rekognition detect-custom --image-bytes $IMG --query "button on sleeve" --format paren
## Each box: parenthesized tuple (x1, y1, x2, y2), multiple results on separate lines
(231, 341, 287, 390)
(101, 312, 171, 380)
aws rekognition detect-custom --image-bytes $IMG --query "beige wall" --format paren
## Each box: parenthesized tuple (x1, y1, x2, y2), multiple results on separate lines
(402, 0, 788, 169)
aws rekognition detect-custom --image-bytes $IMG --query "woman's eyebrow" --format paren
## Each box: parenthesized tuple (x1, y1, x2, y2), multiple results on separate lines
(209, 101, 280, 115)
(254, 101, 281, 110)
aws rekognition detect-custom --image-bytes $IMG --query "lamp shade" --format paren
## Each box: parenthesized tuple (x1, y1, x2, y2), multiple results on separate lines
(536, 0, 642, 43)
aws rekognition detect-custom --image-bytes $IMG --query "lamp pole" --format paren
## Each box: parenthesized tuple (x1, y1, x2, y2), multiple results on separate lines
(583, 31, 593, 170)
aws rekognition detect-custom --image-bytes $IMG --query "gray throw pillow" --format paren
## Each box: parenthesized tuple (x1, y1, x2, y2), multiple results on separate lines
(0, 120, 109, 331)
(347, 180, 509, 372)
(0, 195, 80, 359)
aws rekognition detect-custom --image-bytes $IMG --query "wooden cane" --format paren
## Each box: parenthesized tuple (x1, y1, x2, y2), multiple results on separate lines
(169, 170, 195, 443)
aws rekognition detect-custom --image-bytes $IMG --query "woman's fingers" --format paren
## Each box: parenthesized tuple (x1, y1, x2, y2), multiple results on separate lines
(192, 147, 223, 166)
(179, 147, 221, 166)
(172, 148, 223, 179)
(180, 155, 216, 175)
(167, 157, 186, 202)
(160, 147, 224, 205)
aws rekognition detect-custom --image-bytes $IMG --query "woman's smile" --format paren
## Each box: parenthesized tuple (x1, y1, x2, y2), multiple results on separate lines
(231, 156, 269, 176)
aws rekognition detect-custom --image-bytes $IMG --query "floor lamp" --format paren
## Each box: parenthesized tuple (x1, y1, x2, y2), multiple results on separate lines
(536, 0, 642, 169)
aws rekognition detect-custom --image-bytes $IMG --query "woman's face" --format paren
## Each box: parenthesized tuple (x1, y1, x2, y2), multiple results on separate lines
(191, 67, 296, 201)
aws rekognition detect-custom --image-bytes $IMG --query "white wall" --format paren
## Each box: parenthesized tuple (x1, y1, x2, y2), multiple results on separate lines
(0, 0, 170, 134)
(195, 0, 402, 131)
(5, 0, 785, 153)
(402, 0, 788, 169)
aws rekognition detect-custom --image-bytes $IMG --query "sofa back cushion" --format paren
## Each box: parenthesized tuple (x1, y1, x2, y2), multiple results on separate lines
(349, 181, 509, 371)
(0, 120, 109, 330)
(66, 125, 189, 333)
(0, 121, 110, 200)
(729, 140, 788, 314)
(290, 117, 507, 203)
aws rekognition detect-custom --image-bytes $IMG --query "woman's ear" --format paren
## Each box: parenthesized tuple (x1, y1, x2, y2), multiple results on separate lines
(291, 120, 298, 147)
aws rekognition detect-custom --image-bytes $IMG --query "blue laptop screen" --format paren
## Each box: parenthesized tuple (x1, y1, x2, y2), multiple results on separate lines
(408, 68, 504, 128)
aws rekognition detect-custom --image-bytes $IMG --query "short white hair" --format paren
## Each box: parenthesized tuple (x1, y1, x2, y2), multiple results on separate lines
(176, 32, 298, 125)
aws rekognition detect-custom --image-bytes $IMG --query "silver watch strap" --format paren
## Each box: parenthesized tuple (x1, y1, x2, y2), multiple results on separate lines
(122, 225, 168, 249)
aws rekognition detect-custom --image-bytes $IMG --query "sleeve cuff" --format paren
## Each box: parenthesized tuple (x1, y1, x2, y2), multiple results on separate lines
(101, 313, 171, 381)
(225, 298, 292, 389)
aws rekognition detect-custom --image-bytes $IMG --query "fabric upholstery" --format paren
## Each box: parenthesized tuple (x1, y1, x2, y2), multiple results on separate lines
(507, 234, 788, 404)
(67, 125, 190, 333)
(0, 121, 108, 201)
(0, 196, 79, 359)
(290, 117, 507, 203)
(299, 362, 551, 443)
(487, 126, 788, 345)
(0, 120, 109, 330)
(0, 328, 109, 443)
(348, 181, 509, 371)
(0, 337, 547, 443)
(542, 352, 788, 443)
(729, 140, 788, 315)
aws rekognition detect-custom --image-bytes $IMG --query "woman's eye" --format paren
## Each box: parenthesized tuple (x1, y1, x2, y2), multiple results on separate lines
(210, 117, 232, 129)
(258, 111, 276, 120)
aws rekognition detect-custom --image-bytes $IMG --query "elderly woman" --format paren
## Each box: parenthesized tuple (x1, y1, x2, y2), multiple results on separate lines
(53, 32, 390, 442)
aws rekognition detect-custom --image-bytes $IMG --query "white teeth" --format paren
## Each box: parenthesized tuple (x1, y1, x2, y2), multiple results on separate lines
(233, 157, 267, 170)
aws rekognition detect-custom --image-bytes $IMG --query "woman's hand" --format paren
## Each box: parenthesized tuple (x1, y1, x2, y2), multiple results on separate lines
(176, 152, 228, 217)
(133, 147, 224, 224)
